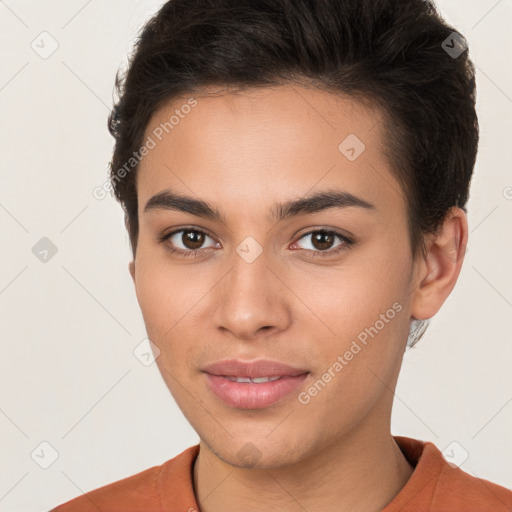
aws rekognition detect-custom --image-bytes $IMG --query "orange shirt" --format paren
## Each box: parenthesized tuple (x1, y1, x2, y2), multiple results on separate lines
(51, 436, 512, 511)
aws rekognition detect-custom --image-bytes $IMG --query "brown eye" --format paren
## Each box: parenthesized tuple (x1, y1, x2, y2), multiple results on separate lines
(181, 230, 206, 250)
(310, 231, 336, 251)
(293, 229, 354, 258)
(161, 228, 219, 257)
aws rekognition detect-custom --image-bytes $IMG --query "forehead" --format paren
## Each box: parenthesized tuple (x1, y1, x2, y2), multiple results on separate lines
(144, 84, 382, 150)
(137, 84, 405, 223)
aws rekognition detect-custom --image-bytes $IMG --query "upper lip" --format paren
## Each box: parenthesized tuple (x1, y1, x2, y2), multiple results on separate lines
(202, 359, 309, 379)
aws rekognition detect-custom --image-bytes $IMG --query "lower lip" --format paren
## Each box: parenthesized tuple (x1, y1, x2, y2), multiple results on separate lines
(205, 373, 309, 409)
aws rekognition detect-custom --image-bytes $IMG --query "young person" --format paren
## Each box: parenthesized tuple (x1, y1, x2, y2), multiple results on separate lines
(52, 0, 512, 510)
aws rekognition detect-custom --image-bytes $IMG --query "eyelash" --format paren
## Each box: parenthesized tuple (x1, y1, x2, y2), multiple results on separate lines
(158, 227, 355, 260)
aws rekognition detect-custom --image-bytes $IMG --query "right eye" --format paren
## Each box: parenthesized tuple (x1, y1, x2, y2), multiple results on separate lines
(159, 228, 220, 258)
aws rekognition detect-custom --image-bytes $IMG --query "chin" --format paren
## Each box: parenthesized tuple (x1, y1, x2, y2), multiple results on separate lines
(203, 434, 311, 470)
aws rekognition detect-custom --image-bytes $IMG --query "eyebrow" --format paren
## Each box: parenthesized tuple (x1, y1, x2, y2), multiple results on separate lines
(144, 188, 376, 224)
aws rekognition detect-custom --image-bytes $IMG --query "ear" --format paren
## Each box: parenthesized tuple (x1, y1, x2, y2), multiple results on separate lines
(129, 261, 136, 283)
(410, 207, 468, 320)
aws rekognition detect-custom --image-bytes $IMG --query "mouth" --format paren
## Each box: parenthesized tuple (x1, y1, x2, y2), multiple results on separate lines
(202, 359, 310, 409)
(224, 375, 283, 383)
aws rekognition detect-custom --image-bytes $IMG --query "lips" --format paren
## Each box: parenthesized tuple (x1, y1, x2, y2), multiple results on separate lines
(202, 359, 310, 409)
(202, 359, 309, 379)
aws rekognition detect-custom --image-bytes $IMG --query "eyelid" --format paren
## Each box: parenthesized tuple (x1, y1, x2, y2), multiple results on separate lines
(160, 225, 215, 241)
(295, 226, 354, 243)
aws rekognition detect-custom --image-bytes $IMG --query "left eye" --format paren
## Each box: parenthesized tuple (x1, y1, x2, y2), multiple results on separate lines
(293, 230, 352, 253)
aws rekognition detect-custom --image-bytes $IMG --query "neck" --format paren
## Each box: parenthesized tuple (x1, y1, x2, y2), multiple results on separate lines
(193, 423, 414, 512)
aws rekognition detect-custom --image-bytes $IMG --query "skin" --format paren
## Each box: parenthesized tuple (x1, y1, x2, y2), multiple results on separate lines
(129, 84, 468, 512)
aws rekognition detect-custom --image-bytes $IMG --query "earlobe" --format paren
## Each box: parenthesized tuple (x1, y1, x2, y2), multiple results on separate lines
(410, 207, 468, 320)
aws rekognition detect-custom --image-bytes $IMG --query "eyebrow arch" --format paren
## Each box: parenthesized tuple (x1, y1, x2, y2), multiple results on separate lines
(143, 188, 376, 224)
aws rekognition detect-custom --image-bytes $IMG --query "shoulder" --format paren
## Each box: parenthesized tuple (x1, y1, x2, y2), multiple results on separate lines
(433, 459, 512, 511)
(50, 464, 162, 512)
(392, 436, 512, 511)
(49, 445, 200, 512)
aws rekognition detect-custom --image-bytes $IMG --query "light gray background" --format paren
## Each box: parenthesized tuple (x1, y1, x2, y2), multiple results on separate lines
(0, 1, 511, 510)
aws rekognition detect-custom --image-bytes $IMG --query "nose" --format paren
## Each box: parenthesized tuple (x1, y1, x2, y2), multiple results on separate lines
(212, 250, 292, 342)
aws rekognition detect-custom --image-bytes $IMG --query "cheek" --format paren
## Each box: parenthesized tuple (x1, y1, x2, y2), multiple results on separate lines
(295, 264, 409, 428)
(133, 252, 210, 371)
(290, 248, 412, 393)
(136, 271, 174, 336)
(293, 254, 408, 335)
(135, 247, 196, 320)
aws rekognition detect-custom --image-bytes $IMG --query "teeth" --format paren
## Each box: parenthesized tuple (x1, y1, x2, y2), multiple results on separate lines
(227, 376, 282, 383)
(233, 377, 251, 383)
(251, 376, 281, 383)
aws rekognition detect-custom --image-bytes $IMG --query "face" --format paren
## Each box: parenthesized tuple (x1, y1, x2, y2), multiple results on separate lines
(130, 84, 422, 468)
